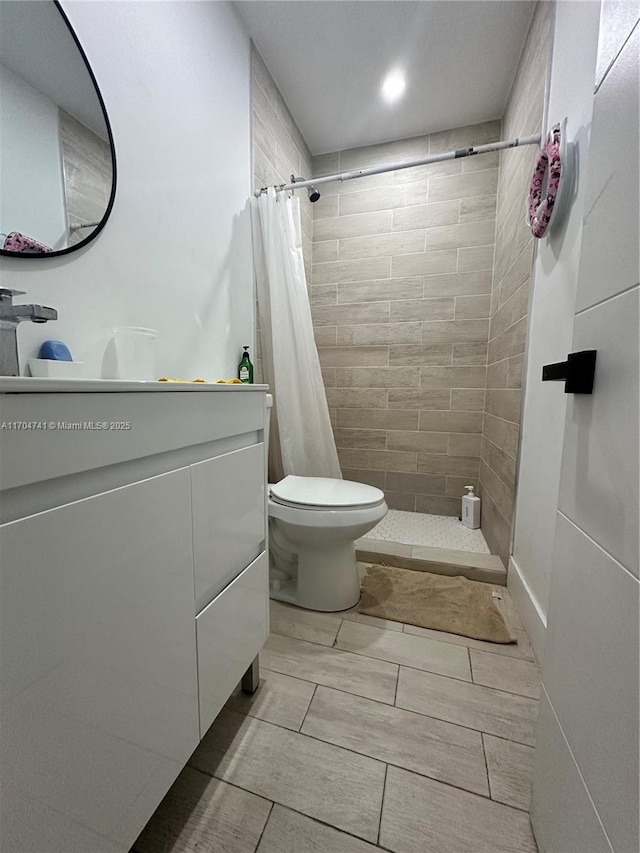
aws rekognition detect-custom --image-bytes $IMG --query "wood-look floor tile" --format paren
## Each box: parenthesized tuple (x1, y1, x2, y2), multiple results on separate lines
(396, 666, 538, 746)
(256, 805, 380, 853)
(301, 686, 489, 796)
(403, 623, 536, 661)
(380, 766, 537, 853)
(133, 766, 271, 853)
(225, 669, 316, 731)
(335, 620, 471, 681)
(470, 650, 541, 699)
(261, 633, 398, 704)
(342, 609, 405, 632)
(484, 734, 535, 812)
(269, 600, 342, 646)
(189, 710, 385, 843)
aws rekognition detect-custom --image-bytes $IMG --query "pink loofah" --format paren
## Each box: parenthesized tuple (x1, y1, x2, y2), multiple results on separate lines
(528, 123, 562, 238)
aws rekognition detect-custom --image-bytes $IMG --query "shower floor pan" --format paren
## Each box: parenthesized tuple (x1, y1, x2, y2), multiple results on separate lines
(356, 510, 506, 586)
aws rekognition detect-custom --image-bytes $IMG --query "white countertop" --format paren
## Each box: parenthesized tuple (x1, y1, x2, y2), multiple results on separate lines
(0, 378, 270, 393)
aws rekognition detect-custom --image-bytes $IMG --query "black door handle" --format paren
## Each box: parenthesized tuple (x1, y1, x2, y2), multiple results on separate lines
(542, 350, 597, 394)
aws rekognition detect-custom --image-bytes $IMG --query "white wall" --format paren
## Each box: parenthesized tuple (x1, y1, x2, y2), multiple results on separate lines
(0, 64, 67, 250)
(508, 1, 601, 659)
(532, 2, 639, 848)
(0, 1, 253, 380)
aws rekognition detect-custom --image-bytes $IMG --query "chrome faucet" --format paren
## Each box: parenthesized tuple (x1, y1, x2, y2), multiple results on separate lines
(0, 288, 58, 376)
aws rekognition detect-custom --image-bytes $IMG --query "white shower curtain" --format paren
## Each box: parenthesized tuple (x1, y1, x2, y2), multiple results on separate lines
(251, 188, 341, 482)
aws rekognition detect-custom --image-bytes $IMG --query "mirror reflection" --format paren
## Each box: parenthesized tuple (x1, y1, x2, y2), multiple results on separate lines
(0, 0, 116, 257)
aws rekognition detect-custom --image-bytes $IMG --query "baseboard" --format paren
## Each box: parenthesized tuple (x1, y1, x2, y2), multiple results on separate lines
(507, 555, 547, 662)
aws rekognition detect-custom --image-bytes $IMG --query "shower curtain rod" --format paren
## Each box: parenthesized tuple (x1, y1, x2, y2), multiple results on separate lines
(257, 133, 542, 196)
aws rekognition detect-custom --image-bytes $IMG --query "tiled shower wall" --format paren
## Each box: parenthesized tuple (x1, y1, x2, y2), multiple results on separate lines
(251, 45, 313, 382)
(310, 121, 500, 515)
(479, 3, 552, 563)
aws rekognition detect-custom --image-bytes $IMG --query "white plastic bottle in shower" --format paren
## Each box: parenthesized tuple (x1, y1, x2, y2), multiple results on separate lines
(461, 486, 481, 529)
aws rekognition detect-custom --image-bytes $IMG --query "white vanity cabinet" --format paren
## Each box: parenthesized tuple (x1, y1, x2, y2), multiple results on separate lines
(0, 381, 269, 853)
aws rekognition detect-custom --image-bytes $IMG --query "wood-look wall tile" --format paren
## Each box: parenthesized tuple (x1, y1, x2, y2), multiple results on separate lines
(479, 461, 514, 523)
(341, 468, 387, 489)
(339, 182, 427, 216)
(388, 389, 451, 409)
(422, 320, 490, 343)
(459, 195, 498, 223)
(386, 471, 448, 495)
(448, 433, 482, 456)
(487, 316, 527, 363)
(334, 428, 387, 449)
(338, 278, 422, 304)
(336, 322, 422, 346)
(314, 210, 392, 241)
(485, 389, 522, 424)
(312, 241, 339, 265)
(337, 408, 419, 431)
(312, 257, 391, 285)
(326, 388, 389, 408)
(414, 495, 461, 515)
(312, 302, 390, 326)
(418, 454, 480, 477)
(391, 299, 455, 322)
(426, 220, 496, 252)
(423, 271, 493, 297)
(446, 476, 478, 498)
(310, 284, 338, 306)
(487, 359, 509, 389)
(388, 344, 453, 366)
(481, 437, 517, 491)
(430, 120, 501, 153)
(336, 367, 419, 388)
(457, 245, 495, 272)
(451, 344, 488, 369)
(392, 249, 458, 277)
(420, 366, 487, 388)
(387, 432, 449, 455)
(393, 201, 459, 231)
(451, 389, 486, 411)
(483, 414, 519, 459)
(318, 346, 389, 367)
(419, 411, 484, 434)
(455, 295, 492, 320)
(506, 354, 524, 388)
(337, 448, 417, 472)
(385, 491, 418, 511)
(429, 169, 499, 203)
(339, 230, 425, 260)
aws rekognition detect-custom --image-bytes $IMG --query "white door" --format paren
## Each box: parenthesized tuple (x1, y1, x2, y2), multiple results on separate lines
(531, 7, 639, 853)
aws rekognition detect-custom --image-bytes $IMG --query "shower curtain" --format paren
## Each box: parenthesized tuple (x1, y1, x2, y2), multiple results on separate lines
(250, 187, 341, 483)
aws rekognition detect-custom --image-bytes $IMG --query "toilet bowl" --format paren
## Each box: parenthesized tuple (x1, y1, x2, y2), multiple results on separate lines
(268, 475, 388, 611)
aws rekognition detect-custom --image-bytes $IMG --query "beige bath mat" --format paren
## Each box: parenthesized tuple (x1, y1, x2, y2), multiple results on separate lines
(360, 565, 516, 644)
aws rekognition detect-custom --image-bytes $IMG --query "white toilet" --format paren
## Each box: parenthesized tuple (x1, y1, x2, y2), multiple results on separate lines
(268, 475, 388, 612)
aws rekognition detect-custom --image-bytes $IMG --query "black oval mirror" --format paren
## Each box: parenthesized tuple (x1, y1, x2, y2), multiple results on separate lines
(0, 0, 116, 258)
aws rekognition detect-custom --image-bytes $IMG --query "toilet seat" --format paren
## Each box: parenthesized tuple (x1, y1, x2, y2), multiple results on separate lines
(269, 475, 385, 510)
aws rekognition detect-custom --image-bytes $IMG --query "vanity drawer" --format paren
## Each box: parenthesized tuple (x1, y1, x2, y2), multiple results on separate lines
(191, 443, 265, 612)
(196, 551, 268, 737)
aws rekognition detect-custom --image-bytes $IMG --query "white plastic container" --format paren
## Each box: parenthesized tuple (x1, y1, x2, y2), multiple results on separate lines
(461, 485, 481, 529)
(112, 327, 157, 381)
(28, 358, 85, 378)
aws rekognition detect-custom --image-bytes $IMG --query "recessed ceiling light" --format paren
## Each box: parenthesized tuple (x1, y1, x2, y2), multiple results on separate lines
(381, 69, 406, 104)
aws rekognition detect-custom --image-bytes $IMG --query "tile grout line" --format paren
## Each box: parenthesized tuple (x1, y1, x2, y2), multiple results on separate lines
(481, 732, 493, 802)
(298, 682, 319, 731)
(252, 800, 275, 853)
(221, 696, 533, 804)
(376, 764, 389, 846)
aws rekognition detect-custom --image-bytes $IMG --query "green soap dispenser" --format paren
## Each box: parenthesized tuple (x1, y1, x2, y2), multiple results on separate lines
(238, 346, 254, 383)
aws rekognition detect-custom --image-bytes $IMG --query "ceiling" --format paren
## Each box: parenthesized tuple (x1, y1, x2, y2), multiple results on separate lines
(234, 0, 536, 155)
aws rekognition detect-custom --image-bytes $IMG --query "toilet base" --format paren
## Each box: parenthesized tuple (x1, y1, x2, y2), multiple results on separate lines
(270, 542, 361, 612)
